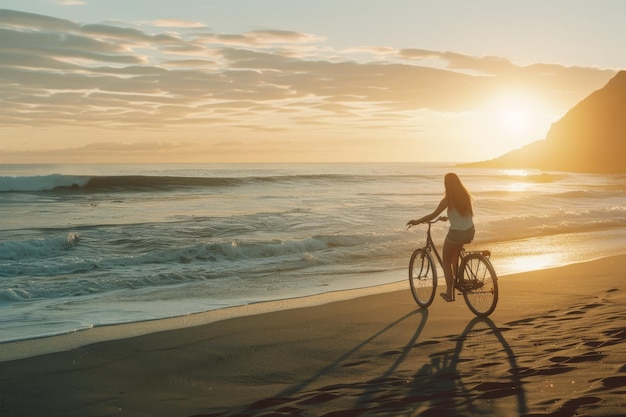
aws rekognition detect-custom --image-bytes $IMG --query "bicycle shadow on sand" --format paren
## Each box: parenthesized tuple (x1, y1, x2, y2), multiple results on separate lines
(411, 316, 528, 416)
(197, 313, 528, 417)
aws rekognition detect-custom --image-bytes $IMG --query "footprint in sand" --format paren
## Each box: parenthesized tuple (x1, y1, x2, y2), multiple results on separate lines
(549, 351, 608, 364)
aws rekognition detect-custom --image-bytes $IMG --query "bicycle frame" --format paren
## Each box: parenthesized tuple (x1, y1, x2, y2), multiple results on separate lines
(421, 219, 445, 270)
(416, 217, 464, 281)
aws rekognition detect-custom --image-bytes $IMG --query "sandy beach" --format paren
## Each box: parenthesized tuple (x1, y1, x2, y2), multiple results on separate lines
(1, 254, 626, 417)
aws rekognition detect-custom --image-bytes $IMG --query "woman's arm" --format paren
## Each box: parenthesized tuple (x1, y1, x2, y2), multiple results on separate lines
(406, 198, 447, 227)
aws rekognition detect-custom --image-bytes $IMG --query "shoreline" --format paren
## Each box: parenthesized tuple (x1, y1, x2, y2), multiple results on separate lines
(1, 250, 625, 363)
(1, 253, 625, 416)
(0, 280, 407, 363)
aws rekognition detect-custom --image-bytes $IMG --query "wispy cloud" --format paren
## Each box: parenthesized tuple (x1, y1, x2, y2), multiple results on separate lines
(152, 19, 207, 29)
(54, 0, 87, 6)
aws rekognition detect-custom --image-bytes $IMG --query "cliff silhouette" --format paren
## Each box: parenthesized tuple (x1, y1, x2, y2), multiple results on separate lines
(464, 70, 626, 173)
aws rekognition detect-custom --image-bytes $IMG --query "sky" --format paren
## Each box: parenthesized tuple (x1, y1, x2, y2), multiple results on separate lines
(0, 1, 624, 163)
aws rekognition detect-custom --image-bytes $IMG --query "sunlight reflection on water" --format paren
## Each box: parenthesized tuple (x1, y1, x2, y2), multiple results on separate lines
(474, 229, 626, 276)
(505, 182, 532, 193)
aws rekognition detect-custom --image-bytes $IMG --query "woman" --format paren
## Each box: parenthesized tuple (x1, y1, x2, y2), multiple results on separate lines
(406, 173, 475, 302)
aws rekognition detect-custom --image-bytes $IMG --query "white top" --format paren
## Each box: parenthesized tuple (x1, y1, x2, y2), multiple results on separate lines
(448, 207, 474, 231)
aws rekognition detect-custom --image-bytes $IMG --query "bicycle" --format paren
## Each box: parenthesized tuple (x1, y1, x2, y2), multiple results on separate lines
(407, 216, 498, 317)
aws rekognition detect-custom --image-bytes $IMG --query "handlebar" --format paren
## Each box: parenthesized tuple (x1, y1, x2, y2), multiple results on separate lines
(406, 216, 447, 229)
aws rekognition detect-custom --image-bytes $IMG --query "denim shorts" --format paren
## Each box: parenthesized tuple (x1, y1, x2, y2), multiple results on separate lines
(446, 227, 475, 245)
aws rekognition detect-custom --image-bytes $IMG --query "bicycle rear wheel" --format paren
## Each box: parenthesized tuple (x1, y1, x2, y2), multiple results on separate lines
(460, 254, 498, 316)
(409, 248, 437, 308)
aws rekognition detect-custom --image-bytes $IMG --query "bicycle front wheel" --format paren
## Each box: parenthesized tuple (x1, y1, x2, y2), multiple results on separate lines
(409, 248, 437, 308)
(460, 254, 498, 317)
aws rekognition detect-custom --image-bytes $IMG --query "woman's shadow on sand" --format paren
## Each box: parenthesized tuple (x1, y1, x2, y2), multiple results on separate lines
(198, 312, 528, 417)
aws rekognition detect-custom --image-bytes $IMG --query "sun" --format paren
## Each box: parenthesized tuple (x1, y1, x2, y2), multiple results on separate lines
(499, 109, 531, 136)
(478, 90, 555, 154)
(489, 91, 540, 140)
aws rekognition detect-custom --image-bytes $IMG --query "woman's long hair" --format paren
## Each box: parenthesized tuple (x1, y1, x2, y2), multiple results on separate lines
(444, 173, 473, 216)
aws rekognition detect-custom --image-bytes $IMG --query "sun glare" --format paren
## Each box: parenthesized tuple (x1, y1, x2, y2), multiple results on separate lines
(488, 91, 543, 142)
(499, 110, 531, 136)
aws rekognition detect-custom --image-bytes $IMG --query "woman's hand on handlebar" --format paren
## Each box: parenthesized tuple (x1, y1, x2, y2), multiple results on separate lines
(407, 216, 447, 228)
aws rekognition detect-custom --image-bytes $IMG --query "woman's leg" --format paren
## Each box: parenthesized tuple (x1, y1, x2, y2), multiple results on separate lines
(442, 238, 461, 298)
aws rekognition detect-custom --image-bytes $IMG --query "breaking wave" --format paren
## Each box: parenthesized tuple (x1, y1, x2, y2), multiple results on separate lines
(0, 173, 381, 193)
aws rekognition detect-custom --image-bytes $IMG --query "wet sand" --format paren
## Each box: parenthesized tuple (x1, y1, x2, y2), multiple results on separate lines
(1, 254, 625, 417)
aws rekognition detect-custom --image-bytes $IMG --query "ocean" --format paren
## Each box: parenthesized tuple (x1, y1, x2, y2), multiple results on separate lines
(1, 163, 625, 343)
